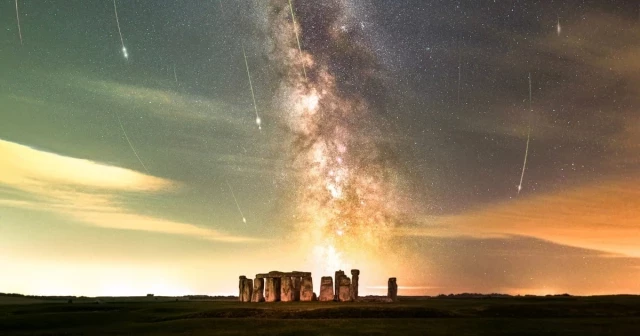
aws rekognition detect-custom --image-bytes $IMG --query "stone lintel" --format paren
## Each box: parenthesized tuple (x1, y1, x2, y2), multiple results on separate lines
(255, 271, 311, 279)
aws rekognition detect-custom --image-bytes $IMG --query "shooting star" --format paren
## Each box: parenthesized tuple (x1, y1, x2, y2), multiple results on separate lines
(114, 111, 148, 174)
(556, 16, 561, 36)
(15, 0, 23, 45)
(113, 0, 128, 59)
(517, 73, 533, 195)
(457, 53, 462, 105)
(226, 180, 247, 224)
(173, 63, 178, 84)
(242, 44, 262, 131)
(288, 0, 307, 80)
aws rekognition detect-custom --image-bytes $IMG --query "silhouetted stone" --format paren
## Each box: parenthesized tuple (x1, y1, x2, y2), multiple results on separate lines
(255, 271, 311, 279)
(281, 277, 295, 302)
(239, 276, 247, 302)
(388, 277, 398, 302)
(338, 275, 352, 302)
(292, 277, 301, 301)
(300, 275, 314, 301)
(265, 277, 281, 302)
(319, 276, 334, 301)
(251, 278, 265, 302)
(241, 279, 253, 302)
(334, 270, 344, 300)
(312, 292, 317, 301)
(350, 269, 360, 301)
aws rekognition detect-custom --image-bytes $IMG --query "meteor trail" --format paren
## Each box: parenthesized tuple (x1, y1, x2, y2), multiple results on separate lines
(517, 73, 533, 195)
(241, 44, 262, 130)
(288, 0, 307, 80)
(556, 16, 561, 36)
(113, 0, 128, 59)
(15, 0, 23, 45)
(457, 53, 462, 105)
(114, 111, 148, 174)
(173, 63, 178, 84)
(226, 180, 247, 224)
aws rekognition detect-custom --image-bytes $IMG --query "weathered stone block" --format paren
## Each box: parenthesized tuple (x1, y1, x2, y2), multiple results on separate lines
(319, 276, 334, 301)
(239, 276, 247, 302)
(251, 278, 265, 302)
(388, 277, 398, 302)
(281, 277, 295, 302)
(241, 279, 253, 302)
(338, 275, 352, 302)
(255, 271, 311, 279)
(350, 269, 360, 301)
(300, 275, 314, 301)
(334, 270, 344, 300)
(265, 277, 281, 302)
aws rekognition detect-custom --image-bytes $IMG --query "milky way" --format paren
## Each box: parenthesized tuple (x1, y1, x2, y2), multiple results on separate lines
(264, 0, 406, 273)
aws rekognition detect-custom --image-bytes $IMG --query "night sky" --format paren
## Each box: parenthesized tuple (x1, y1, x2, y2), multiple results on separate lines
(1, 0, 639, 296)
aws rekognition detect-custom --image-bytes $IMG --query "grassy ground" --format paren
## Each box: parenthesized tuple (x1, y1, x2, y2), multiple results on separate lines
(1, 296, 640, 335)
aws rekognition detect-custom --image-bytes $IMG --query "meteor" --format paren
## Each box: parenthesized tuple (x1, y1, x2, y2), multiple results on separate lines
(114, 110, 148, 174)
(113, 0, 128, 59)
(517, 73, 533, 195)
(457, 53, 462, 105)
(288, 0, 307, 80)
(556, 16, 561, 36)
(15, 0, 23, 45)
(226, 180, 247, 224)
(241, 44, 262, 130)
(173, 63, 178, 84)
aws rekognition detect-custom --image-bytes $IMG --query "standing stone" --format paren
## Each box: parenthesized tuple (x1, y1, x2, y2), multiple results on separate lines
(350, 269, 360, 301)
(281, 277, 295, 302)
(251, 278, 265, 302)
(292, 277, 301, 301)
(334, 270, 344, 300)
(388, 277, 398, 302)
(300, 276, 314, 301)
(319, 276, 334, 301)
(242, 279, 253, 302)
(265, 277, 281, 302)
(338, 275, 352, 302)
(239, 276, 247, 302)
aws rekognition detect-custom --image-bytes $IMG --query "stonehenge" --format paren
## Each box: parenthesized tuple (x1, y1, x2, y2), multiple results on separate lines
(238, 269, 397, 303)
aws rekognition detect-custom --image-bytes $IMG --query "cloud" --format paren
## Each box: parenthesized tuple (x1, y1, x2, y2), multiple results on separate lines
(1, 138, 172, 192)
(0, 139, 261, 243)
(402, 175, 640, 257)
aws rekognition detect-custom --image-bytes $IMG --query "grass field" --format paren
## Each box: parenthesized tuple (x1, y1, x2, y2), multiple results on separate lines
(1, 295, 640, 335)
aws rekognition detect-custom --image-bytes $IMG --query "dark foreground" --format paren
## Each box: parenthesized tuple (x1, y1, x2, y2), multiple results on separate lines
(2, 296, 640, 335)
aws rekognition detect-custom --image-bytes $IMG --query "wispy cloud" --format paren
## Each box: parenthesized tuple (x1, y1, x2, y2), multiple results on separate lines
(0, 139, 261, 243)
(400, 175, 640, 257)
